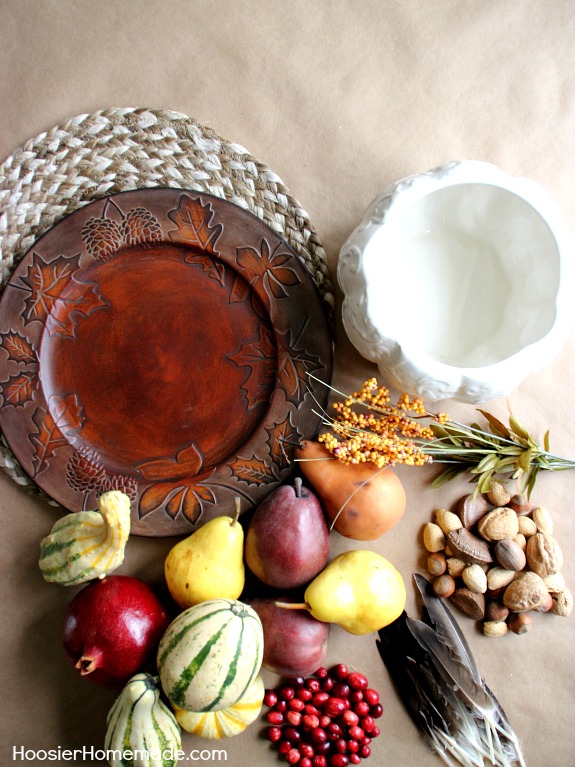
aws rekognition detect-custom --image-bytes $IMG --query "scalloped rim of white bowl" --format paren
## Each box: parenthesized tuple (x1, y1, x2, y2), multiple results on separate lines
(338, 161, 575, 403)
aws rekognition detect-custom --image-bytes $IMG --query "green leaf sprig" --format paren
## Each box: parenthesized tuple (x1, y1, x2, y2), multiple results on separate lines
(424, 409, 574, 497)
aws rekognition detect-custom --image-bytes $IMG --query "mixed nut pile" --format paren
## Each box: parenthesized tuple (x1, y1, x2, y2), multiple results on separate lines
(422, 481, 572, 637)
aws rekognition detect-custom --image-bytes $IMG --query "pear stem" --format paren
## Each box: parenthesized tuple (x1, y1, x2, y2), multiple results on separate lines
(294, 476, 303, 498)
(231, 497, 241, 527)
(274, 600, 309, 611)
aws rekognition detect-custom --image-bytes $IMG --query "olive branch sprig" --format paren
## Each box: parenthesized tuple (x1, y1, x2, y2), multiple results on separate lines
(308, 374, 575, 497)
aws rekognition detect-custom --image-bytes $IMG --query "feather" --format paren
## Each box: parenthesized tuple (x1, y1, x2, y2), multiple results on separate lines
(377, 575, 526, 767)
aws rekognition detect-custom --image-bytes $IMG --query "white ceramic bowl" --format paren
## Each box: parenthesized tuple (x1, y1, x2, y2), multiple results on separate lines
(338, 161, 574, 403)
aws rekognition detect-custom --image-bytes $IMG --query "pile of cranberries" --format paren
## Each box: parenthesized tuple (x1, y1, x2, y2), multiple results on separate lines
(263, 664, 383, 766)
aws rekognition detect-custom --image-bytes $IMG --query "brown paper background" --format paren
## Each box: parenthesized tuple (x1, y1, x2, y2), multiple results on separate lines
(1, 2, 574, 766)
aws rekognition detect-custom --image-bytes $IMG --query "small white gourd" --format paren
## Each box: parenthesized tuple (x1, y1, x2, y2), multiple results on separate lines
(105, 673, 181, 767)
(39, 490, 130, 585)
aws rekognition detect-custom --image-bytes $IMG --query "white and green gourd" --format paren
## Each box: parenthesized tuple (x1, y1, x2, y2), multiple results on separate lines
(173, 675, 265, 738)
(38, 490, 131, 585)
(105, 673, 181, 767)
(157, 598, 264, 713)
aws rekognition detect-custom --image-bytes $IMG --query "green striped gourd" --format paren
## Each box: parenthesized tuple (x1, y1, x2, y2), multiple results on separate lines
(105, 672, 181, 767)
(39, 491, 131, 586)
(174, 675, 264, 738)
(157, 598, 263, 713)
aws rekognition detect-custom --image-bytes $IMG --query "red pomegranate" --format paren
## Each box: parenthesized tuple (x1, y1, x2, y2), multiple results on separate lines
(62, 575, 170, 689)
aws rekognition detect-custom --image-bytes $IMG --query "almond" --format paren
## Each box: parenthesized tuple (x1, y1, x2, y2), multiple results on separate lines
(517, 516, 537, 537)
(487, 567, 517, 591)
(483, 620, 508, 637)
(423, 522, 445, 553)
(487, 481, 510, 507)
(550, 588, 573, 617)
(434, 508, 463, 534)
(531, 506, 553, 535)
(462, 564, 487, 594)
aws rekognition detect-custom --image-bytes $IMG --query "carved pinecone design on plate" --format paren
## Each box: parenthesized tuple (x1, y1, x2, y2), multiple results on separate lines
(82, 217, 123, 261)
(97, 474, 138, 504)
(66, 447, 106, 492)
(121, 208, 163, 246)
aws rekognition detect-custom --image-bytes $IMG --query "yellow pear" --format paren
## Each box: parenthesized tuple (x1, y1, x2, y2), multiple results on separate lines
(164, 499, 245, 608)
(277, 550, 406, 634)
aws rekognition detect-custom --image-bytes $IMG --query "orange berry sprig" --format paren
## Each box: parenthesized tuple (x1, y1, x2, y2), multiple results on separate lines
(316, 377, 448, 470)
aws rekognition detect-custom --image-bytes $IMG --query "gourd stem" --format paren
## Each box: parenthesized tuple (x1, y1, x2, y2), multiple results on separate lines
(274, 601, 308, 611)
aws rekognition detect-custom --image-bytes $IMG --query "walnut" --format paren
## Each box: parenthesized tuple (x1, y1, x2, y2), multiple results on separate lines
(503, 571, 548, 612)
(526, 533, 563, 578)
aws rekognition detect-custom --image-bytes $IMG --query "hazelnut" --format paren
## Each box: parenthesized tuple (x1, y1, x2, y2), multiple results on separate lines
(508, 613, 533, 635)
(423, 522, 445, 553)
(432, 574, 456, 599)
(427, 552, 447, 576)
(508, 493, 531, 515)
(486, 600, 509, 622)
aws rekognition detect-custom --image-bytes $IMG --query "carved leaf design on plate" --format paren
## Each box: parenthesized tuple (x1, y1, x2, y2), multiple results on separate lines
(18, 253, 106, 337)
(0, 332, 36, 364)
(230, 456, 277, 487)
(168, 195, 224, 283)
(277, 324, 324, 407)
(139, 478, 215, 525)
(136, 443, 203, 482)
(1, 371, 38, 407)
(228, 325, 276, 410)
(266, 415, 302, 471)
(232, 238, 301, 302)
(29, 394, 84, 477)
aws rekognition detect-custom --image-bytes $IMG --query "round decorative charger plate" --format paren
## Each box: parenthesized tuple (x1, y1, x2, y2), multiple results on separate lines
(0, 188, 333, 535)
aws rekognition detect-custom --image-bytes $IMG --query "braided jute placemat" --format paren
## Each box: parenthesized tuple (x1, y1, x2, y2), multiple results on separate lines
(0, 107, 335, 503)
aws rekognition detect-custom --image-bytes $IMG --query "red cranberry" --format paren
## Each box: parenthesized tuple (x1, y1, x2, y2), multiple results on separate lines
(350, 756, 361, 765)
(315, 667, 328, 678)
(297, 688, 314, 702)
(314, 741, 330, 756)
(370, 703, 383, 719)
(360, 737, 372, 747)
(347, 740, 360, 754)
(304, 714, 321, 730)
(361, 715, 375, 734)
(312, 756, 327, 767)
(290, 698, 305, 712)
(264, 689, 278, 707)
(319, 715, 331, 728)
(371, 726, 381, 738)
(300, 743, 315, 759)
(284, 726, 302, 743)
(304, 704, 321, 716)
(306, 679, 321, 693)
(341, 710, 359, 727)
(346, 672, 368, 691)
(280, 686, 296, 701)
(349, 690, 364, 703)
(332, 682, 351, 699)
(329, 755, 350, 767)
(330, 664, 349, 680)
(313, 691, 330, 707)
(275, 700, 288, 712)
(321, 676, 335, 692)
(348, 725, 365, 741)
(267, 711, 284, 725)
(300, 760, 313, 767)
(363, 688, 379, 706)
(287, 710, 302, 726)
(334, 738, 347, 753)
(267, 726, 282, 742)
(310, 728, 327, 745)
(359, 746, 371, 759)
(353, 701, 370, 717)
(278, 741, 293, 755)
(324, 698, 346, 718)
(286, 747, 301, 765)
